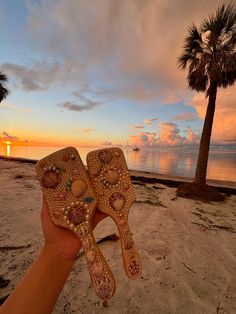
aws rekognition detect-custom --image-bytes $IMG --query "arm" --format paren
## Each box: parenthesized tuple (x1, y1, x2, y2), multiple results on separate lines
(0, 198, 106, 314)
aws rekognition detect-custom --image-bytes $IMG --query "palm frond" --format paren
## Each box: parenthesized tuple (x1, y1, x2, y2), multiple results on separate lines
(185, 24, 203, 53)
(0, 72, 8, 82)
(188, 69, 208, 92)
(178, 53, 194, 69)
(0, 86, 9, 102)
(201, 4, 236, 36)
(178, 24, 203, 69)
(0, 71, 9, 102)
(178, 3, 236, 96)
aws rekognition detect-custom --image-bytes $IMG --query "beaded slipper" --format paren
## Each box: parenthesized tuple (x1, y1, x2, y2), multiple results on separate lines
(35, 147, 116, 304)
(86, 147, 142, 279)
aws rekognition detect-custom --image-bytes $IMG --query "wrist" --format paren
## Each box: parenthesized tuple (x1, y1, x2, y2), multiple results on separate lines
(42, 243, 77, 264)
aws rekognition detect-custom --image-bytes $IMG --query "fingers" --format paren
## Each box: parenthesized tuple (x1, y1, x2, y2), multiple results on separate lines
(41, 195, 107, 233)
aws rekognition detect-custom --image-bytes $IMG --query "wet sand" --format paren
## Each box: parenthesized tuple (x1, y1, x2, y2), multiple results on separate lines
(0, 158, 236, 313)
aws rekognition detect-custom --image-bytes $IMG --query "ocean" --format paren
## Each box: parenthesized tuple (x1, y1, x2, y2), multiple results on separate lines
(1, 145, 236, 182)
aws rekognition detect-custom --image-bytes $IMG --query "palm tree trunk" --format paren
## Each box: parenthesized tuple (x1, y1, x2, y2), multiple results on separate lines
(194, 81, 217, 185)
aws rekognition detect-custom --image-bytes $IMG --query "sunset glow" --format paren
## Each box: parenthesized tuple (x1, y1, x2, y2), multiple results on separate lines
(0, 0, 235, 149)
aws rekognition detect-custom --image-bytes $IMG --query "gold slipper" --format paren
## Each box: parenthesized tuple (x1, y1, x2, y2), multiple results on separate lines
(35, 147, 116, 304)
(86, 147, 142, 279)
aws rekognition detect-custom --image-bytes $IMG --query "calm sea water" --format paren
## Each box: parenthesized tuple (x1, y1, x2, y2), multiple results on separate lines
(1, 145, 236, 182)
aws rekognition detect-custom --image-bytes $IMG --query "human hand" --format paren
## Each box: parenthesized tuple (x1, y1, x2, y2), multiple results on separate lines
(41, 197, 107, 261)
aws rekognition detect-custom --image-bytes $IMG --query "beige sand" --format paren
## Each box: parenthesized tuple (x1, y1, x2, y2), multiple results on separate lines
(0, 158, 236, 314)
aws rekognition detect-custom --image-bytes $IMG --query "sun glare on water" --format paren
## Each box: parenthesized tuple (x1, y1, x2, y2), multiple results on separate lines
(4, 141, 11, 157)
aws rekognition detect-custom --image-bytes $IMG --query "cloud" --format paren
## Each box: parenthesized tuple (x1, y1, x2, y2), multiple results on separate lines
(189, 85, 236, 144)
(144, 118, 158, 125)
(58, 93, 100, 112)
(130, 132, 158, 146)
(0, 131, 34, 145)
(101, 141, 113, 146)
(185, 127, 201, 144)
(24, 0, 225, 104)
(157, 122, 184, 146)
(129, 123, 200, 146)
(0, 102, 32, 113)
(74, 128, 95, 133)
(1, 62, 60, 91)
(0, 131, 19, 142)
(132, 125, 145, 130)
(171, 112, 199, 122)
(59, 101, 98, 112)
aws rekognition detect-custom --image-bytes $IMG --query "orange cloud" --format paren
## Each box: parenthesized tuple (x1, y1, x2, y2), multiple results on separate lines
(129, 123, 200, 146)
(158, 123, 184, 146)
(0, 131, 19, 143)
(74, 128, 96, 133)
(172, 112, 198, 122)
(185, 127, 200, 144)
(189, 86, 236, 144)
(130, 132, 158, 146)
(0, 131, 36, 146)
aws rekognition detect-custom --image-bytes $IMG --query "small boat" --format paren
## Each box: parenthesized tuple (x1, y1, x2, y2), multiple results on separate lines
(133, 147, 140, 151)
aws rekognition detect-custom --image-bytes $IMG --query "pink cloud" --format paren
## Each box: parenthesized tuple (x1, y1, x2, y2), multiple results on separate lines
(157, 122, 184, 146)
(26, 0, 225, 104)
(129, 123, 200, 146)
(132, 125, 145, 130)
(130, 132, 158, 146)
(172, 112, 198, 122)
(189, 86, 236, 144)
(185, 127, 201, 144)
(144, 118, 158, 125)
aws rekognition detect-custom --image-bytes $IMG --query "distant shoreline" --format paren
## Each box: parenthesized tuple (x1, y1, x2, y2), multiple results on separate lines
(0, 155, 38, 164)
(1, 155, 236, 195)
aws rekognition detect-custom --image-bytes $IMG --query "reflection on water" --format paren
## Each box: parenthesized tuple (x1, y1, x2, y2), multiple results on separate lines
(0, 145, 235, 182)
(1, 142, 11, 156)
(124, 148, 198, 177)
(6, 144, 11, 157)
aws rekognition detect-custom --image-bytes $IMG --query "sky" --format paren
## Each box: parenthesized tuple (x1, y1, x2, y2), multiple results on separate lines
(0, 0, 235, 148)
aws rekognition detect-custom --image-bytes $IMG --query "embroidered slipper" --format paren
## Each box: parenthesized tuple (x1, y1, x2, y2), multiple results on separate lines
(86, 147, 142, 280)
(35, 147, 116, 304)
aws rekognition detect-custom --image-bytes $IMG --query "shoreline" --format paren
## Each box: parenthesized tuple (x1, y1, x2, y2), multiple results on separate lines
(1, 155, 236, 194)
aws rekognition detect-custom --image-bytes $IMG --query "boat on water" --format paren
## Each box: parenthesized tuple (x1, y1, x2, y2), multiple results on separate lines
(133, 147, 140, 151)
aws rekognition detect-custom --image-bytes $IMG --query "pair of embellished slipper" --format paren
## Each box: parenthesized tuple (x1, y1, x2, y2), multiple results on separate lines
(35, 147, 141, 305)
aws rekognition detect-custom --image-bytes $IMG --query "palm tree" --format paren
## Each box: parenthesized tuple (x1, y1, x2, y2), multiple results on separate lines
(178, 3, 236, 188)
(0, 72, 9, 103)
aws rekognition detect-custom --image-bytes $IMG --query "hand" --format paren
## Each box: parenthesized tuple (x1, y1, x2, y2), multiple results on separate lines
(41, 198, 107, 261)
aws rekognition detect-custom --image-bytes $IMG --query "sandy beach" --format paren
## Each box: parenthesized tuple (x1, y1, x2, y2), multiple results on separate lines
(1, 157, 236, 314)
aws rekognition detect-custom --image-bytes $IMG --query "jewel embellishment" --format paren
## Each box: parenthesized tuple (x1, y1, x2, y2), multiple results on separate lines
(71, 179, 88, 197)
(84, 196, 94, 203)
(100, 167, 120, 188)
(98, 149, 113, 164)
(66, 177, 73, 191)
(41, 166, 61, 189)
(109, 192, 125, 211)
(67, 206, 86, 225)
